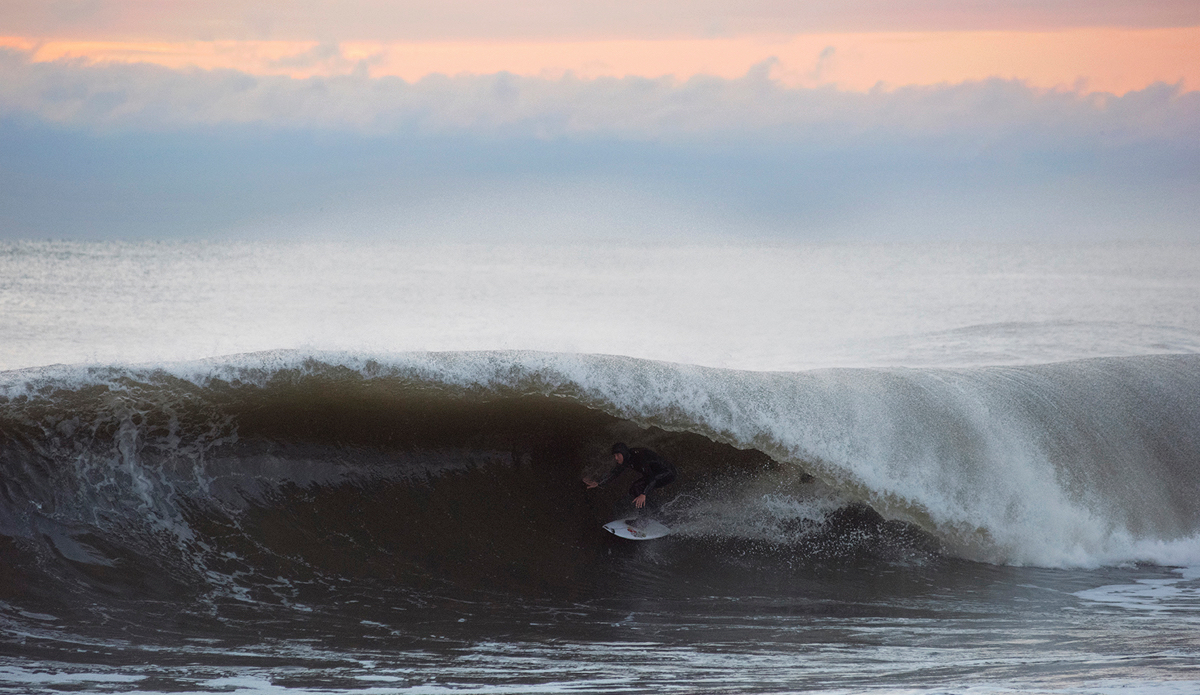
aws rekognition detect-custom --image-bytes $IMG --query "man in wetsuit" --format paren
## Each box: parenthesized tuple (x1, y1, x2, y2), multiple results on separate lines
(583, 442, 676, 510)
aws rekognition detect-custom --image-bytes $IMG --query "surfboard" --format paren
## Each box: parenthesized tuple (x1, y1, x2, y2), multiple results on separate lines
(603, 517, 671, 540)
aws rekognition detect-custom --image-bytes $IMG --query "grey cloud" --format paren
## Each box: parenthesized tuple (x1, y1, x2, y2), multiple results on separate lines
(268, 42, 344, 69)
(810, 46, 836, 82)
(0, 49, 1196, 242)
(1, 48, 1197, 151)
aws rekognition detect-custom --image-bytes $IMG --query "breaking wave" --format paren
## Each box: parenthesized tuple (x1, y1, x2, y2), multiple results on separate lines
(2, 350, 1199, 606)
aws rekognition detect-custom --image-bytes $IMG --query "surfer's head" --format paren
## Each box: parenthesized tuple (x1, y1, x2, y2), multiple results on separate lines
(611, 442, 631, 464)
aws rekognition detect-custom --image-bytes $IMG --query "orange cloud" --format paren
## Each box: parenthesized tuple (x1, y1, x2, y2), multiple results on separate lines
(4, 26, 1198, 95)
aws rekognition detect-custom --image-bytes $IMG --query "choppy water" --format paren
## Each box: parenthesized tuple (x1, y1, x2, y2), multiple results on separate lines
(2, 240, 1199, 693)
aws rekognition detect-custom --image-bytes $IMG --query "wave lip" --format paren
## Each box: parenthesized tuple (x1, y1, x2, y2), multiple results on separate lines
(2, 350, 1200, 571)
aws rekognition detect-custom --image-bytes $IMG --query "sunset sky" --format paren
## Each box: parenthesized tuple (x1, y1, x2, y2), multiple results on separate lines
(1, 1, 1197, 240)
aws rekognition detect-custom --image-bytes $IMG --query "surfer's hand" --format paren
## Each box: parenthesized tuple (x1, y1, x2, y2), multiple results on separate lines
(583, 478, 598, 489)
(633, 494, 646, 508)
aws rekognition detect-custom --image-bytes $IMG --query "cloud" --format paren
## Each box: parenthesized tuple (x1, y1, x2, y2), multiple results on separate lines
(4, 0, 1199, 41)
(0, 49, 1196, 241)
(267, 42, 344, 70)
(811, 45, 836, 82)
(1, 48, 1197, 148)
(8, 28, 1196, 94)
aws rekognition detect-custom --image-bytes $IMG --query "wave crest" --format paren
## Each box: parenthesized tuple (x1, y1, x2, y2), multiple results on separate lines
(3, 350, 1199, 573)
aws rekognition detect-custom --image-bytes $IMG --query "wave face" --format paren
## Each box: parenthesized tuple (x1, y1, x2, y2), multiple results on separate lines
(2, 350, 1199, 609)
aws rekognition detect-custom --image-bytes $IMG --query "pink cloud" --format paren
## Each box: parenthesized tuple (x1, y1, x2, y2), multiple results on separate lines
(4, 26, 1198, 95)
(4, 1, 1198, 42)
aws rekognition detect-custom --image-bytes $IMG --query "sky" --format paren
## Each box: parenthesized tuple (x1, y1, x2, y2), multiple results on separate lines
(1, 0, 1198, 241)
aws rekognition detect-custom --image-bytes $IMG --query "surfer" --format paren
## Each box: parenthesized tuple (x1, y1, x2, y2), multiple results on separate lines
(584, 442, 677, 510)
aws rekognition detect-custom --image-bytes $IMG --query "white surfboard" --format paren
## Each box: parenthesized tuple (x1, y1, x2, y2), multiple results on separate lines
(603, 517, 671, 540)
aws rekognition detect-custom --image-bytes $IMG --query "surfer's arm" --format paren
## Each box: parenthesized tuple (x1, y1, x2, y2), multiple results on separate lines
(593, 464, 625, 488)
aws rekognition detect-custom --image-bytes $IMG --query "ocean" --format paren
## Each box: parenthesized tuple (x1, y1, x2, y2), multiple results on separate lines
(2, 239, 1199, 694)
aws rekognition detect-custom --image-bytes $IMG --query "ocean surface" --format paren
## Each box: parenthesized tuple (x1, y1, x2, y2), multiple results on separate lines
(2, 239, 1200, 694)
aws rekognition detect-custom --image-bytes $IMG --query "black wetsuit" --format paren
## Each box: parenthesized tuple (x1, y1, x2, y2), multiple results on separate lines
(598, 447, 677, 499)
